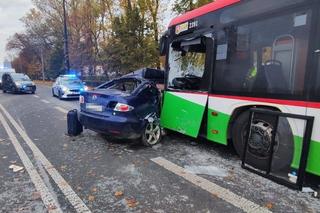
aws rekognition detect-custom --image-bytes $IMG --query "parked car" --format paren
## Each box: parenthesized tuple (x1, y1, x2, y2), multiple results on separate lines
(79, 75, 162, 146)
(0, 68, 16, 90)
(52, 75, 88, 100)
(2, 72, 36, 94)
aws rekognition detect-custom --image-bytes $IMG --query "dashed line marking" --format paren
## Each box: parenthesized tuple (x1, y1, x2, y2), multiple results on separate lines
(151, 157, 271, 213)
(33, 95, 40, 98)
(0, 104, 91, 213)
(41, 100, 50, 104)
(54, 106, 69, 114)
(0, 111, 62, 213)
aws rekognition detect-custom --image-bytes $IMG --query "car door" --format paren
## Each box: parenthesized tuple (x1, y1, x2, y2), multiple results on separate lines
(53, 78, 60, 95)
(8, 75, 15, 92)
(136, 84, 159, 118)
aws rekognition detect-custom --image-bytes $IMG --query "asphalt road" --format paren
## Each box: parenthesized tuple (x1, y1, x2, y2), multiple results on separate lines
(0, 84, 319, 213)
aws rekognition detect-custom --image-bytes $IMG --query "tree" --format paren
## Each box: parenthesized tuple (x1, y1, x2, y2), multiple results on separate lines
(172, 0, 212, 14)
(6, 0, 165, 79)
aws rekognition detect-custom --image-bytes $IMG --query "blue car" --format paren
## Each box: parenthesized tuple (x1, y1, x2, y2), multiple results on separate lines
(79, 75, 162, 146)
(52, 75, 88, 100)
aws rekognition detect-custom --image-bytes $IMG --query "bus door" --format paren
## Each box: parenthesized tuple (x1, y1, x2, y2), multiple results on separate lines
(306, 5, 320, 175)
(161, 34, 216, 138)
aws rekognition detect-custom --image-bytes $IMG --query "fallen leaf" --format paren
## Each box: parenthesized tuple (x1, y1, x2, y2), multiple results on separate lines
(47, 204, 57, 210)
(9, 165, 24, 172)
(63, 144, 68, 148)
(126, 198, 138, 208)
(60, 165, 67, 171)
(31, 192, 41, 200)
(88, 195, 95, 202)
(91, 188, 97, 193)
(265, 202, 273, 209)
(10, 160, 17, 164)
(2, 156, 7, 159)
(114, 191, 124, 197)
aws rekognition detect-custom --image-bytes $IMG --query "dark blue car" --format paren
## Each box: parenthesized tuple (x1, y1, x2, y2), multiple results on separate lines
(79, 75, 162, 146)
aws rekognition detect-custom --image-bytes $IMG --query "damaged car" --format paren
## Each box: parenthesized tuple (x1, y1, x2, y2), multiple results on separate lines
(79, 74, 163, 146)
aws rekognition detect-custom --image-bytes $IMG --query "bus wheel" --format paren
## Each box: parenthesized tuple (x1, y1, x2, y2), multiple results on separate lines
(232, 109, 294, 171)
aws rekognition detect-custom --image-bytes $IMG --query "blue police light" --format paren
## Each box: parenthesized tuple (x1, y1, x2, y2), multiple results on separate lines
(64, 74, 77, 78)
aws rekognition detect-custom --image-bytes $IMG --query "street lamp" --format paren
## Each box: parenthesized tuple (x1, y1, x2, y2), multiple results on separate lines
(63, 0, 70, 73)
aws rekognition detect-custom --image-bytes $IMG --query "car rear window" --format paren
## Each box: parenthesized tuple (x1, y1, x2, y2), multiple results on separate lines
(99, 79, 141, 94)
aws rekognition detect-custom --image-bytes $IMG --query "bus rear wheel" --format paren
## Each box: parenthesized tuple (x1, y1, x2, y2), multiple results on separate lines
(232, 109, 294, 172)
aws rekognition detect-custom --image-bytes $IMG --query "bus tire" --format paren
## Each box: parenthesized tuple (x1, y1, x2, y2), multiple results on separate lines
(232, 109, 294, 171)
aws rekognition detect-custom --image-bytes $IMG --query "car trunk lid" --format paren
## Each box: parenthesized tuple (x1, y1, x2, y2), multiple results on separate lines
(82, 89, 129, 114)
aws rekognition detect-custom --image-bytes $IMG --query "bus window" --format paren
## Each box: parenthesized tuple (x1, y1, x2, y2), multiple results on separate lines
(272, 35, 295, 90)
(214, 9, 312, 96)
(168, 38, 207, 91)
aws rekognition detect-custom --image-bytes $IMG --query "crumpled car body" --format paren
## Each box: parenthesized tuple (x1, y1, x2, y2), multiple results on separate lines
(79, 76, 161, 139)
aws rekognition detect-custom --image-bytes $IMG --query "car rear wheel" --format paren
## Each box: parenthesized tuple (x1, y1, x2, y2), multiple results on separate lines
(141, 121, 161, 146)
(3, 90, 6, 93)
(232, 109, 294, 171)
(52, 89, 55, 97)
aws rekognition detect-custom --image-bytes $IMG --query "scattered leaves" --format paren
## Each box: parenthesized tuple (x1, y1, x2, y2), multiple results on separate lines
(60, 165, 67, 171)
(265, 202, 273, 209)
(91, 187, 97, 193)
(125, 198, 138, 208)
(31, 191, 41, 201)
(47, 204, 57, 210)
(114, 191, 124, 197)
(88, 195, 95, 202)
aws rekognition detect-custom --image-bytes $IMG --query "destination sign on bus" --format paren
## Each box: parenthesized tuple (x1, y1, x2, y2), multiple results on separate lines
(175, 20, 199, 35)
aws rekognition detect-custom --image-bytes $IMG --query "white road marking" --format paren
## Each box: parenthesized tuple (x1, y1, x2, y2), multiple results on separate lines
(54, 106, 69, 114)
(151, 157, 271, 213)
(17, 118, 26, 132)
(0, 112, 62, 213)
(41, 100, 50, 104)
(33, 95, 40, 98)
(0, 105, 91, 213)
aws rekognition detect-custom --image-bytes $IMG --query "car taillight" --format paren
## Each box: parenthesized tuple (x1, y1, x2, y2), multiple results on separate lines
(79, 95, 84, 104)
(114, 103, 134, 112)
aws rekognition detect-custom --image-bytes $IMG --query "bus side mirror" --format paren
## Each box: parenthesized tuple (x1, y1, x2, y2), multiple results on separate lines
(159, 35, 168, 56)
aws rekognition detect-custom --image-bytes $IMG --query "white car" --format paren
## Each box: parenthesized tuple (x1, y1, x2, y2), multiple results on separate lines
(52, 75, 88, 100)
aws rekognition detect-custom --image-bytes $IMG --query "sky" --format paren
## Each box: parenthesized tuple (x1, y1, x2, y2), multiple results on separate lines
(0, 0, 33, 66)
(0, 0, 175, 67)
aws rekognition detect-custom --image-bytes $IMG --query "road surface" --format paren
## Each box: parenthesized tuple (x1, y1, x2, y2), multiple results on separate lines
(0, 84, 319, 213)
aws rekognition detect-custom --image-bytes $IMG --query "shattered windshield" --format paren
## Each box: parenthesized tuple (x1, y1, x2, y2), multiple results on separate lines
(168, 40, 206, 90)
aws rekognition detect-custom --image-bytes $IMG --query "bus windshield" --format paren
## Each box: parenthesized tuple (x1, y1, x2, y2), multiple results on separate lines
(168, 39, 206, 91)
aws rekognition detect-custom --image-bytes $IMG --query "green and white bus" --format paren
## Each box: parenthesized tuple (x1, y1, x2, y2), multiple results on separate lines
(159, 0, 320, 176)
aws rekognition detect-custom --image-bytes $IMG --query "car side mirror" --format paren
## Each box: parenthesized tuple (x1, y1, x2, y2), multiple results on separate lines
(160, 34, 168, 56)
